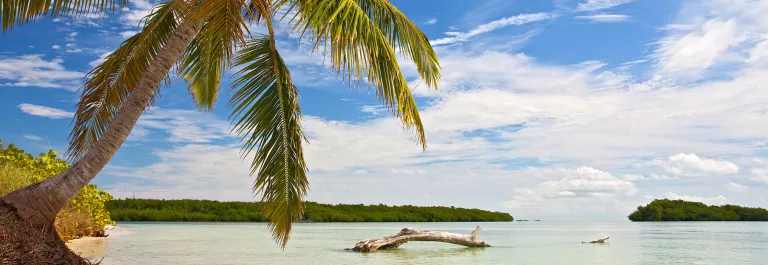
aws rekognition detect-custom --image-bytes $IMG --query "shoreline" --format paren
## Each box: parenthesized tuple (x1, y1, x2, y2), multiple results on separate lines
(65, 225, 131, 259)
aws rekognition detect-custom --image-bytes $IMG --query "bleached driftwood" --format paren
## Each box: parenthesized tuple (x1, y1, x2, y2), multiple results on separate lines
(346, 226, 490, 252)
(582, 236, 610, 243)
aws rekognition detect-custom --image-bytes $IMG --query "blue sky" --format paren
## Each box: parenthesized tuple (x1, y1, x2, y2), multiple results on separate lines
(2, 0, 768, 220)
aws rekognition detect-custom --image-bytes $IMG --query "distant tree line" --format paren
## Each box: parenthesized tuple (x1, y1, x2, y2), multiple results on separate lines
(106, 199, 514, 222)
(628, 199, 768, 221)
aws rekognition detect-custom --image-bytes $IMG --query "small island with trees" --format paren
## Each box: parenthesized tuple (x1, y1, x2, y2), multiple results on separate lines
(107, 199, 514, 222)
(628, 199, 768, 221)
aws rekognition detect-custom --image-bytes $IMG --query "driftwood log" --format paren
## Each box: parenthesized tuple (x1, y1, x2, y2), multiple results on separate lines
(347, 226, 490, 252)
(582, 236, 609, 244)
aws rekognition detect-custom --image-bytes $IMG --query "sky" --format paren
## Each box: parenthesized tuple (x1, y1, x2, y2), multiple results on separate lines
(2, 0, 768, 221)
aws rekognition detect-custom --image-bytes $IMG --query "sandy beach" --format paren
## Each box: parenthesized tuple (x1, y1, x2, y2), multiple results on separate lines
(66, 226, 131, 262)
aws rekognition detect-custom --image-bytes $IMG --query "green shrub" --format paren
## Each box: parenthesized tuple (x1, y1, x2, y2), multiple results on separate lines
(0, 139, 115, 240)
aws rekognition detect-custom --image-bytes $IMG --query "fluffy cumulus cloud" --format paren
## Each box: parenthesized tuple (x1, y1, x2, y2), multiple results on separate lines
(503, 167, 638, 218)
(660, 153, 740, 175)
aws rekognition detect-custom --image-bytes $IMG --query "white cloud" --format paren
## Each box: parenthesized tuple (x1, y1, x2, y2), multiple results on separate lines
(575, 14, 630, 22)
(121, 0, 155, 27)
(503, 167, 637, 219)
(654, 19, 743, 80)
(425, 18, 438, 25)
(23, 135, 44, 141)
(662, 192, 727, 205)
(358, 105, 386, 116)
(89, 52, 112, 67)
(120, 31, 138, 38)
(652, 0, 768, 81)
(576, 0, 635, 11)
(431, 13, 554, 46)
(51, 45, 61, 50)
(134, 108, 230, 143)
(621, 174, 646, 181)
(725, 182, 749, 192)
(527, 167, 639, 197)
(65, 32, 78, 42)
(663, 153, 739, 175)
(750, 168, 768, 184)
(753, 175, 768, 184)
(104, 144, 255, 201)
(0, 55, 84, 89)
(17, 104, 74, 119)
(748, 38, 768, 66)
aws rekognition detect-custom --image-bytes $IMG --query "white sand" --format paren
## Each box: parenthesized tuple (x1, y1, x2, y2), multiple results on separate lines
(65, 225, 132, 261)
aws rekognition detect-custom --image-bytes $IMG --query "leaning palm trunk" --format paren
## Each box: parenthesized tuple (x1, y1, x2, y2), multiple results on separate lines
(0, 17, 205, 263)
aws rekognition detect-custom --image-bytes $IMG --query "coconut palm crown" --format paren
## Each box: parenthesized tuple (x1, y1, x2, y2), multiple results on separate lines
(1, 0, 439, 248)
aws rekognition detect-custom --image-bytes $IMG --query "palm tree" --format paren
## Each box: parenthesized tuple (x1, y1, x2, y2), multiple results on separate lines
(0, 0, 439, 258)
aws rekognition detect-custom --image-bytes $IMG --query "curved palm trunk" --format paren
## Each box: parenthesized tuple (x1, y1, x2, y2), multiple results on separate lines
(0, 18, 205, 228)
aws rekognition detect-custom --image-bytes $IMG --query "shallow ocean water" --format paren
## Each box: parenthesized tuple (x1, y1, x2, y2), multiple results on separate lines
(67, 221, 768, 264)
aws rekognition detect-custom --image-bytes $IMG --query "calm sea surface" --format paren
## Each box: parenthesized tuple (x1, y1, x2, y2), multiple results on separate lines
(67, 222, 768, 264)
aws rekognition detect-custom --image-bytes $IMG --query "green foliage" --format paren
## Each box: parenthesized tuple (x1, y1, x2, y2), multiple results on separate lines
(106, 199, 514, 222)
(628, 199, 768, 221)
(0, 140, 115, 240)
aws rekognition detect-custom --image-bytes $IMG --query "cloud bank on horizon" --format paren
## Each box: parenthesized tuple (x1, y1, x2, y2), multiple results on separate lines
(2, 0, 768, 220)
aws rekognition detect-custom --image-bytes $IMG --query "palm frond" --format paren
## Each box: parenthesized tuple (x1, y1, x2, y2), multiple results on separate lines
(229, 35, 307, 248)
(356, 0, 440, 88)
(244, 0, 269, 23)
(178, 0, 248, 111)
(288, 0, 430, 148)
(1, 0, 127, 32)
(67, 0, 189, 160)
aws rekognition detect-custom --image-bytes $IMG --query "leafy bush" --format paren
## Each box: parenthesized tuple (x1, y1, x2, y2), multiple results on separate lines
(628, 199, 768, 221)
(0, 139, 115, 240)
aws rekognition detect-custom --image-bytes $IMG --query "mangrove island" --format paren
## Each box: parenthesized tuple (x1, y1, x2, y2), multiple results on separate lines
(628, 199, 768, 221)
(107, 199, 514, 222)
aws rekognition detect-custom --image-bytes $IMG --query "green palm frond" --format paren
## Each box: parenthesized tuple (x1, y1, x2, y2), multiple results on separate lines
(229, 34, 308, 248)
(178, 0, 248, 111)
(1, 0, 127, 32)
(356, 0, 440, 88)
(67, 0, 189, 160)
(288, 0, 429, 148)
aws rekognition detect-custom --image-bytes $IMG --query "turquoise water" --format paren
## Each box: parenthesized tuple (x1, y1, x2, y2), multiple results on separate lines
(68, 222, 768, 264)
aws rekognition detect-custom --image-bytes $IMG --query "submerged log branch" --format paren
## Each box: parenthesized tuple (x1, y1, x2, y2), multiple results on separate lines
(347, 226, 490, 252)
